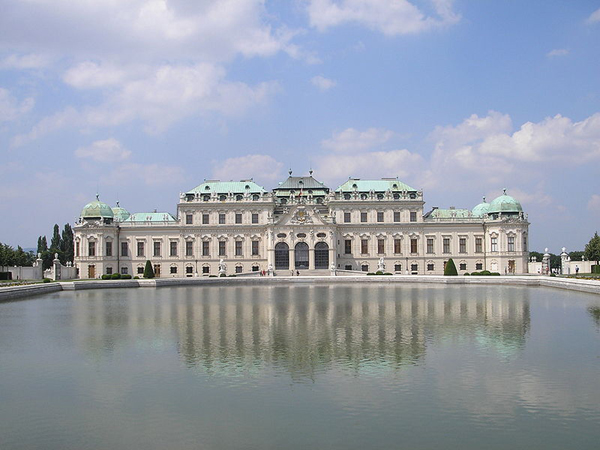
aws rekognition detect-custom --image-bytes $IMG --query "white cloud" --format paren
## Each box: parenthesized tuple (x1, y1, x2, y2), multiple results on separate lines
(547, 49, 569, 58)
(588, 194, 600, 213)
(75, 139, 131, 163)
(0, 0, 296, 64)
(316, 149, 425, 186)
(212, 155, 284, 183)
(0, 88, 34, 122)
(311, 75, 337, 91)
(0, 54, 52, 70)
(306, 0, 460, 35)
(14, 63, 280, 144)
(586, 7, 600, 24)
(322, 127, 394, 153)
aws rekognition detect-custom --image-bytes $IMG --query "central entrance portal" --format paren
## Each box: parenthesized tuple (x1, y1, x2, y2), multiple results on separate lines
(295, 242, 309, 269)
(275, 242, 289, 270)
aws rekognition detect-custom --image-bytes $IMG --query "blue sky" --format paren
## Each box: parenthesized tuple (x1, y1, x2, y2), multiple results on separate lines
(1, 0, 599, 252)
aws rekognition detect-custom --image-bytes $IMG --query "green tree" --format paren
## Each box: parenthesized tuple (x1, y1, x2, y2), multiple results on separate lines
(568, 251, 584, 261)
(143, 260, 155, 278)
(50, 224, 61, 252)
(584, 232, 600, 265)
(444, 258, 458, 276)
(37, 236, 48, 254)
(60, 223, 74, 264)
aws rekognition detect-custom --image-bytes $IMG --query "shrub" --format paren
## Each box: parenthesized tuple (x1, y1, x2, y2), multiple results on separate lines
(464, 273, 470, 276)
(592, 265, 600, 274)
(43, 278, 51, 283)
(367, 272, 375, 276)
(383, 272, 392, 275)
(444, 258, 458, 276)
(219, 273, 226, 277)
(550, 273, 556, 277)
(111, 273, 122, 279)
(228, 274, 236, 277)
(101, 274, 110, 280)
(133, 276, 139, 279)
(490, 272, 501, 276)
(121, 274, 132, 279)
(375, 270, 383, 275)
(143, 260, 155, 278)
(209, 275, 217, 278)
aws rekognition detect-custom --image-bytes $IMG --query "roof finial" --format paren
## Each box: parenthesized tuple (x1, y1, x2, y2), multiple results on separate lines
(483, 196, 486, 202)
(96, 193, 100, 201)
(503, 188, 507, 195)
(116, 201, 120, 207)
(288, 168, 292, 176)
(309, 168, 313, 176)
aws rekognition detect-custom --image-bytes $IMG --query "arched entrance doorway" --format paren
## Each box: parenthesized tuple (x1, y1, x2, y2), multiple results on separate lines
(275, 242, 289, 270)
(314, 242, 329, 269)
(295, 242, 309, 269)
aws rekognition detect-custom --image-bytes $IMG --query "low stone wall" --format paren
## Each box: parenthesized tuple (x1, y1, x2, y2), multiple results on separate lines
(1, 275, 599, 302)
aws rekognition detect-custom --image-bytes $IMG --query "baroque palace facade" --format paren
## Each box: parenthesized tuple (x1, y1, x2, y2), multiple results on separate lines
(74, 171, 530, 278)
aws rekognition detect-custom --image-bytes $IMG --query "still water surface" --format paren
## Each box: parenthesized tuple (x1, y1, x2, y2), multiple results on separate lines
(1, 284, 599, 449)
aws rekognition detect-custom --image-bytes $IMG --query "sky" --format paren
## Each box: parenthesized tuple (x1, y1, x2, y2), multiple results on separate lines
(1, 0, 599, 252)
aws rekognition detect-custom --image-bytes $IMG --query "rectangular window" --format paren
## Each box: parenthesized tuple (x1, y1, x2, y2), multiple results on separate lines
(252, 213, 259, 224)
(106, 267, 113, 275)
(137, 241, 144, 257)
(235, 213, 242, 224)
(219, 213, 225, 224)
(427, 238, 434, 254)
(345, 265, 352, 271)
(235, 240, 242, 256)
(105, 241, 112, 257)
(121, 242, 128, 257)
(344, 212, 351, 223)
(459, 238, 466, 253)
(185, 241, 193, 257)
(377, 239, 385, 254)
(361, 212, 367, 223)
(170, 266, 177, 274)
(121, 267, 128, 275)
(443, 238, 450, 253)
(186, 214, 193, 224)
(394, 239, 402, 254)
(377, 211, 384, 222)
(153, 241, 161, 257)
(137, 266, 144, 274)
(202, 241, 209, 256)
(410, 238, 418, 254)
(475, 237, 483, 253)
(345, 240, 352, 254)
(476, 263, 483, 270)
(523, 235, 528, 252)
(427, 263, 434, 271)
(508, 236, 515, 252)
(251, 240, 259, 256)
(393, 211, 400, 222)
(76, 242, 80, 257)
(88, 242, 96, 257)
(361, 264, 369, 272)
(170, 241, 177, 257)
(491, 237, 498, 252)
(410, 211, 417, 222)
(361, 239, 369, 254)
(235, 266, 242, 274)
(394, 264, 402, 272)
(219, 241, 226, 256)
(202, 266, 209, 274)
(459, 263, 467, 271)
(202, 214, 209, 224)
(252, 266, 259, 272)
(186, 266, 193, 274)
(411, 264, 418, 272)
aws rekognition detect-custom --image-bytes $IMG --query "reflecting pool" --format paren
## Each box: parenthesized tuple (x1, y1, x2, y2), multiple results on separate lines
(1, 284, 599, 449)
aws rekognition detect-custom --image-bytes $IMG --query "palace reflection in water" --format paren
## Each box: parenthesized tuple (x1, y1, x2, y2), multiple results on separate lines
(72, 285, 530, 379)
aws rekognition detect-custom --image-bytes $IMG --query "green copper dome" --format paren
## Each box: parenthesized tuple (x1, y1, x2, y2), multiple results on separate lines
(472, 197, 490, 217)
(488, 189, 522, 215)
(112, 202, 130, 222)
(81, 195, 114, 219)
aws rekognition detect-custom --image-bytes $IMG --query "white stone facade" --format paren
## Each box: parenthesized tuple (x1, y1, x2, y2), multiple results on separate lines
(74, 175, 530, 278)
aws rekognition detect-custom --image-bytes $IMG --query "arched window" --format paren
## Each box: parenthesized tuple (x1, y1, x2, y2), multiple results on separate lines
(295, 242, 309, 269)
(275, 242, 289, 270)
(314, 242, 329, 269)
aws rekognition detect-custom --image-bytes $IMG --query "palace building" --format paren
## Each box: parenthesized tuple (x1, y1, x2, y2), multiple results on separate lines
(74, 171, 530, 278)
